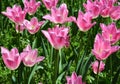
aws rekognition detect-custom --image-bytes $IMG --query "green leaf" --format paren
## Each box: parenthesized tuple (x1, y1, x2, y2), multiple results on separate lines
(32, 37, 37, 49)
(56, 71, 66, 84)
(82, 54, 93, 80)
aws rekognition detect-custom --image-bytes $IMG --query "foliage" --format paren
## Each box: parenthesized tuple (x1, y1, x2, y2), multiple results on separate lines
(0, 0, 120, 84)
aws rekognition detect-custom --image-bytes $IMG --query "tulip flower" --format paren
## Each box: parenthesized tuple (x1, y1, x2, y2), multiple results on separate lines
(23, 0, 41, 15)
(92, 34, 120, 60)
(21, 44, 45, 67)
(83, 0, 101, 18)
(42, 0, 58, 10)
(43, 3, 76, 24)
(42, 26, 69, 50)
(2, 5, 26, 32)
(66, 72, 85, 84)
(1, 47, 21, 70)
(92, 60, 105, 74)
(100, 23, 120, 44)
(23, 17, 45, 34)
(109, 6, 120, 20)
(99, 0, 117, 17)
(76, 11, 96, 32)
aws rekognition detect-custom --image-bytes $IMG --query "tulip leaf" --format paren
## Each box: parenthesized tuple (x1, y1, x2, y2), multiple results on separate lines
(56, 71, 66, 84)
(82, 54, 93, 80)
(112, 66, 120, 84)
(32, 37, 37, 49)
(12, 75, 16, 83)
(28, 65, 37, 84)
(76, 51, 86, 74)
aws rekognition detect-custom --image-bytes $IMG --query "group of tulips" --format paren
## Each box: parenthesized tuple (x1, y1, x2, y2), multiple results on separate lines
(1, 0, 120, 83)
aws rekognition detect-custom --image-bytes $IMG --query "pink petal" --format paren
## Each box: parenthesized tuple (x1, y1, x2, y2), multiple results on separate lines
(76, 76, 83, 84)
(42, 30, 54, 47)
(71, 72, 77, 83)
(67, 16, 76, 22)
(35, 56, 45, 63)
(23, 44, 32, 51)
(31, 17, 38, 26)
(43, 14, 53, 21)
(1, 47, 9, 55)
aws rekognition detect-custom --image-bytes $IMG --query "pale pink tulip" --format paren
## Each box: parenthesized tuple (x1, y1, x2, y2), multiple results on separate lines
(109, 6, 120, 20)
(2, 5, 26, 32)
(92, 60, 105, 74)
(24, 17, 45, 34)
(83, 0, 101, 18)
(76, 11, 96, 32)
(92, 34, 120, 60)
(100, 23, 120, 44)
(66, 72, 85, 84)
(1, 47, 21, 70)
(43, 3, 76, 24)
(99, 0, 117, 17)
(42, 26, 69, 50)
(2, 5, 26, 24)
(42, 0, 58, 10)
(21, 44, 45, 67)
(23, 0, 41, 15)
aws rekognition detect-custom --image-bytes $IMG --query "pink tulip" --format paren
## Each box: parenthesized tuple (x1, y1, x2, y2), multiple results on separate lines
(42, 0, 58, 10)
(76, 11, 96, 32)
(100, 23, 120, 44)
(21, 44, 45, 67)
(92, 60, 105, 74)
(66, 72, 85, 84)
(1, 47, 21, 70)
(92, 34, 120, 60)
(23, 0, 41, 15)
(83, 0, 101, 18)
(99, 0, 117, 17)
(23, 17, 45, 34)
(43, 3, 76, 24)
(2, 5, 26, 24)
(42, 26, 69, 50)
(109, 6, 120, 20)
(2, 5, 26, 32)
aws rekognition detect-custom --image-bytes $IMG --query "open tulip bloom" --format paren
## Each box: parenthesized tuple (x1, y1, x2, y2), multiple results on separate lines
(24, 17, 45, 34)
(100, 23, 120, 44)
(92, 60, 105, 74)
(1, 47, 21, 70)
(42, 0, 59, 10)
(43, 3, 76, 24)
(66, 72, 85, 84)
(2, 5, 26, 32)
(76, 11, 96, 32)
(83, 0, 101, 18)
(92, 34, 120, 60)
(99, 0, 117, 17)
(42, 25, 69, 50)
(23, 0, 41, 15)
(109, 6, 120, 20)
(21, 44, 45, 67)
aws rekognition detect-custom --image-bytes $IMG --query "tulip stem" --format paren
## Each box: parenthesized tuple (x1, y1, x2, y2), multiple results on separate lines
(18, 64, 23, 84)
(59, 49, 63, 73)
(54, 50, 59, 84)
(96, 60, 100, 84)
(110, 56, 112, 83)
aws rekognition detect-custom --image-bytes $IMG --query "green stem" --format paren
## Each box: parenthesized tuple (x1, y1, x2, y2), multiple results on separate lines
(110, 56, 112, 84)
(59, 49, 62, 73)
(54, 50, 59, 84)
(18, 64, 23, 84)
(17, 32, 23, 84)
